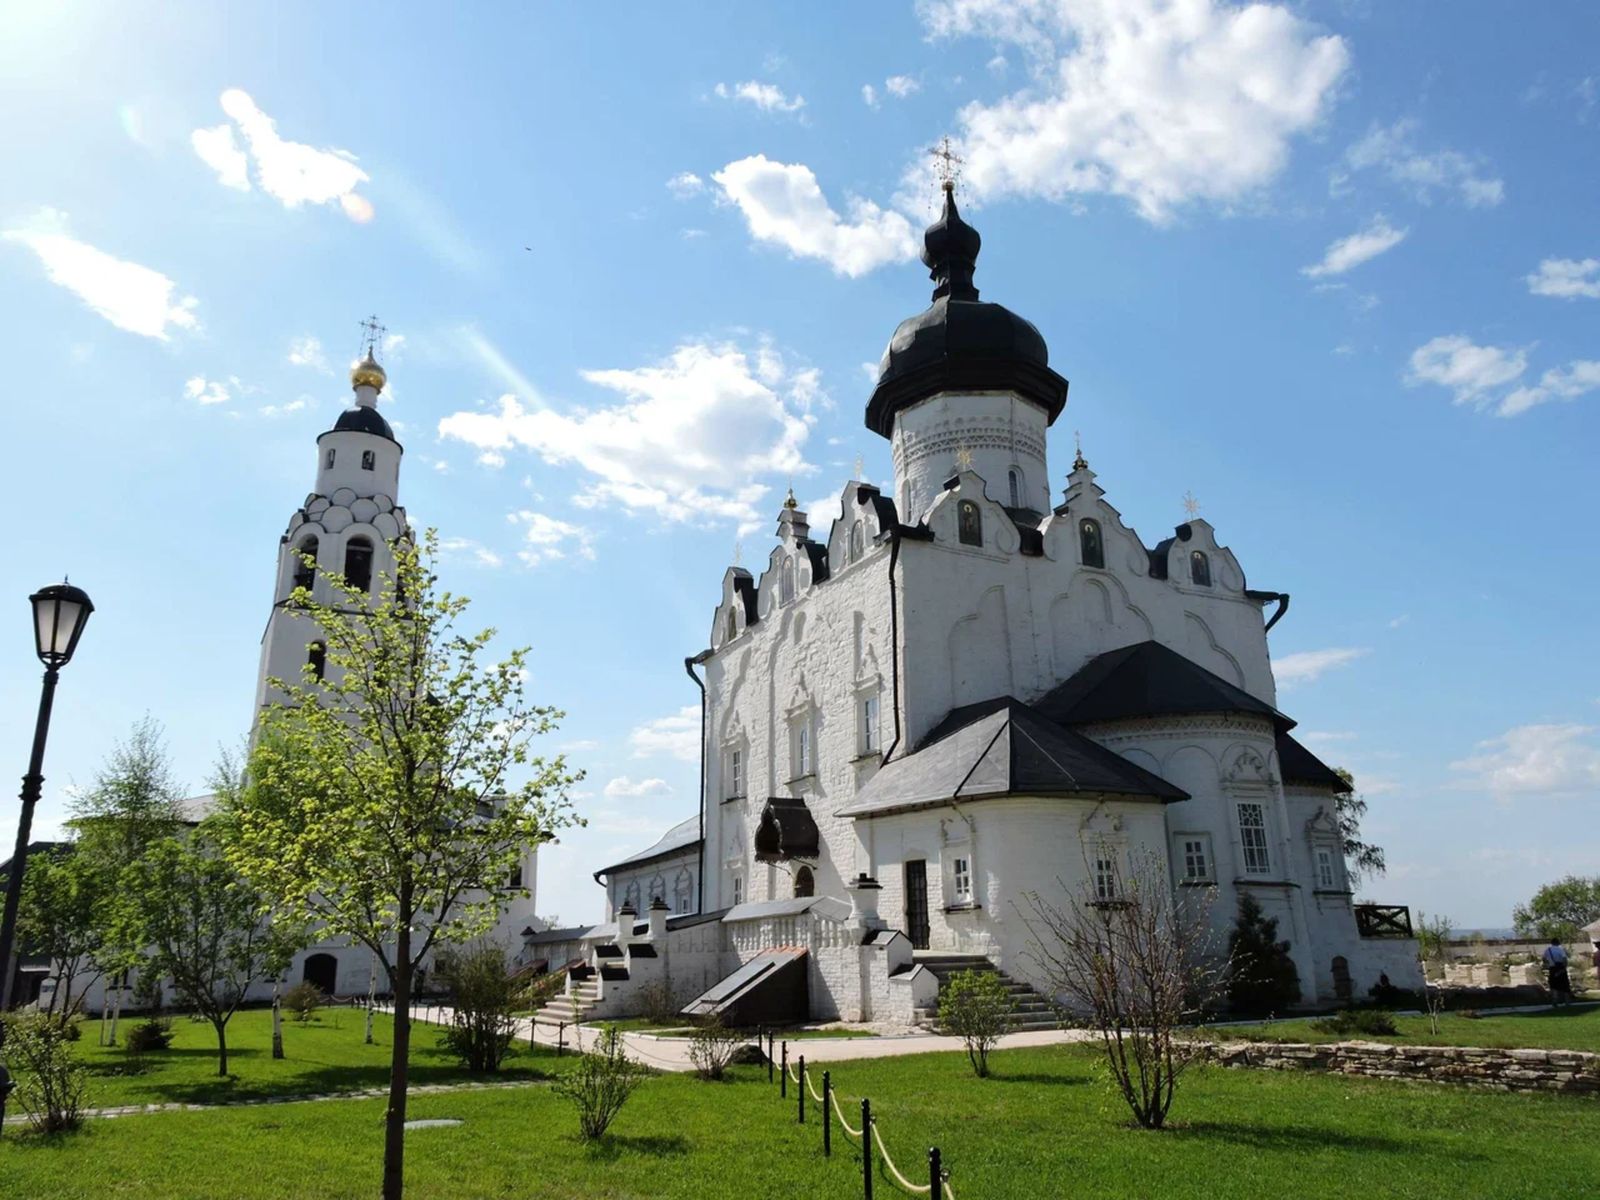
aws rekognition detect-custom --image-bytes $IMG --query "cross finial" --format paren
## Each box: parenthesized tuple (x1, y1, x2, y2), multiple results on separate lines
(783, 485, 798, 510)
(929, 136, 964, 193)
(1183, 490, 1201, 520)
(1073, 430, 1088, 471)
(954, 442, 974, 472)
(358, 314, 387, 359)
(733, 539, 742, 567)
(853, 453, 865, 481)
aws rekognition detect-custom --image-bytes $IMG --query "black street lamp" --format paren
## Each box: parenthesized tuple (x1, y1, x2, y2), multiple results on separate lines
(0, 582, 94, 1011)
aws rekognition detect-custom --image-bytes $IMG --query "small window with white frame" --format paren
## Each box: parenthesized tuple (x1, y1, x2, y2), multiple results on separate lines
(1177, 834, 1213, 883)
(859, 692, 880, 755)
(731, 874, 744, 906)
(1237, 802, 1271, 875)
(791, 717, 813, 779)
(726, 745, 744, 799)
(1093, 848, 1119, 902)
(950, 855, 973, 905)
(1315, 846, 1338, 890)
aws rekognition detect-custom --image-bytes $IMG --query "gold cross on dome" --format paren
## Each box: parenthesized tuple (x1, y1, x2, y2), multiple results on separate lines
(358, 314, 387, 358)
(1182, 490, 1201, 520)
(853, 453, 865, 480)
(733, 539, 742, 567)
(929, 136, 964, 192)
(954, 443, 974, 471)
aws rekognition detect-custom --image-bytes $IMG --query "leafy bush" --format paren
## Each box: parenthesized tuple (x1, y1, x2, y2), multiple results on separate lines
(283, 980, 324, 1022)
(687, 1018, 746, 1081)
(937, 969, 1015, 1078)
(636, 980, 678, 1025)
(125, 1018, 175, 1053)
(516, 969, 565, 1013)
(1309, 1008, 1399, 1037)
(435, 944, 518, 1073)
(1, 1011, 90, 1133)
(1227, 895, 1302, 1016)
(552, 1025, 647, 1140)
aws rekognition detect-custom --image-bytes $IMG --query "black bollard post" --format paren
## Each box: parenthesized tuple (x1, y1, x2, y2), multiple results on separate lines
(823, 1070, 831, 1157)
(781, 1041, 788, 1099)
(798, 1054, 806, 1123)
(767, 1030, 774, 1083)
(929, 1147, 942, 1196)
(861, 1099, 873, 1200)
(557, 1021, 565, 1058)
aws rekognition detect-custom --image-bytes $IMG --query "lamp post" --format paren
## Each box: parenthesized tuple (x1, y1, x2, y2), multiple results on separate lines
(0, 582, 94, 1011)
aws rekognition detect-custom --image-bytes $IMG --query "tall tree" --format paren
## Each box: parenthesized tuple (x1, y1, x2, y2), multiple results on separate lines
(233, 531, 580, 1200)
(17, 846, 108, 1017)
(1332, 768, 1385, 887)
(1513, 875, 1600, 943)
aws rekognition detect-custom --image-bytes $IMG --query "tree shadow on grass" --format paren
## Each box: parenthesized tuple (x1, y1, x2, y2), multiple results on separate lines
(1180, 1119, 1481, 1161)
(581, 1133, 690, 1162)
(986, 1071, 1092, 1086)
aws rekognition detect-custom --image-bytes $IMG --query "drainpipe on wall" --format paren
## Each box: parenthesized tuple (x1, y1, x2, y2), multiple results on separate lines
(684, 651, 711, 914)
(881, 522, 933, 765)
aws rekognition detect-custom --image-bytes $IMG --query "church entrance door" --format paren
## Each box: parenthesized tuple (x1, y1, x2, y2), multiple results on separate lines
(904, 860, 930, 949)
(303, 952, 338, 996)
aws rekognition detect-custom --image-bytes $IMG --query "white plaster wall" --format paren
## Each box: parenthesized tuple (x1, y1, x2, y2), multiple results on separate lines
(890, 392, 1052, 519)
(602, 848, 699, 920)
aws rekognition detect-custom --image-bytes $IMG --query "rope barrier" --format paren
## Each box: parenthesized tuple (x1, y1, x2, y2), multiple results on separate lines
(830, 1088, 863, 1138)
(800, 1061, 956, 1199)
(871, 1120, 933, 1196)
(805, 1066, 825, 1104)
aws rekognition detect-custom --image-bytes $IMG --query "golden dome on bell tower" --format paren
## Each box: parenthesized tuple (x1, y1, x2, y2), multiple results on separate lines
(350, 350, 387, 392)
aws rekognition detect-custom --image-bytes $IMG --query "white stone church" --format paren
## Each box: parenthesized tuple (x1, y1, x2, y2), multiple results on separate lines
(540, 185, 1422, 1027)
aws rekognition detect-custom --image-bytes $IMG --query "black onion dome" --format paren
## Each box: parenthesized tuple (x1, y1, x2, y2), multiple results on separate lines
(866, 186, 1067, 439)
(330, 405, 397, 442)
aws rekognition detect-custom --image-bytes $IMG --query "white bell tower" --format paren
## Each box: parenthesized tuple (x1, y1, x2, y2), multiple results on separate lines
(253, 322, 411, 716)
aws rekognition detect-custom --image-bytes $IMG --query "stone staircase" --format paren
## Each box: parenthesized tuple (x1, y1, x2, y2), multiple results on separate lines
(533, 976, 600, 1031)
(913, 952, 1067, 1033)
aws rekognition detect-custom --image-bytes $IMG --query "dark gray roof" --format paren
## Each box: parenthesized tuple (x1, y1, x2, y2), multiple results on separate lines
(1037, 641, 1292, 732)
(836, 697, 1186, 819)
(595, 815, 702, 877)
(721, 895, 850, 923)
(754, 797, 820, 861)
(1276, 732, 1351, 793)
(329, 404, 397, 442)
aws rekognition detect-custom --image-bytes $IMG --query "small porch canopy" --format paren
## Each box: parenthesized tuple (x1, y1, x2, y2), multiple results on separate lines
(754, 796, 820, 862)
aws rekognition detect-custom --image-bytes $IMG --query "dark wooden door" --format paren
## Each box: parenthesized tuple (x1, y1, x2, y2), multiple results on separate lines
(904, 860, 930, 950)
(302, 953, 338, 995)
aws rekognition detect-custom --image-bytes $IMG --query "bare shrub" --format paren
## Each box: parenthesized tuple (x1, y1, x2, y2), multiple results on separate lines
(687, 1018, 746, 1080)
(1021, 848, 1227, 1130)
(636, 980, 677, 1025)
(435, 944, 518, 1073)
(2, 1012, 90, 1134)
(283, 980, 324, 1022)
(937, 969, 1015, 1078)
(552, 1025, 647, 1139)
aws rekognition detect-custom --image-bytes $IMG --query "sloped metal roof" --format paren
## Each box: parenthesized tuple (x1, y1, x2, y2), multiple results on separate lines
(595, 814, 702, 877)
(1036, 640, 1291, 731)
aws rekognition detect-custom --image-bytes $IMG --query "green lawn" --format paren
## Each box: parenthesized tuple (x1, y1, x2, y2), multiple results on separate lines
(63, 1007, 559, 1109)
(2, 1039, 1594, 1198)
(1208, 1004, 1600, 1054)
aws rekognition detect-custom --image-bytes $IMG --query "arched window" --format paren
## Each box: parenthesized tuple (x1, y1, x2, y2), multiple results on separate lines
(674, 869, 693, 914)
(781, 558, 795, 605)
(293, 536, 319, 592)
(1190, 550, 1211, 587)
(344, 536, 375, 594)
(622, 881, 640, 914)
(360, 450, 375, 471)
(649, 874, 666, 907)
(850, 520, 865, 562)
(725, 608, 737, 644)
(325, 448, 335, 469)
(793, 865, 815, 899)
(1008, 468, 1022, 509)
(1079, 519, 1104, 569)
(307, 641, 326, 681)
(957, 500, 983, 546)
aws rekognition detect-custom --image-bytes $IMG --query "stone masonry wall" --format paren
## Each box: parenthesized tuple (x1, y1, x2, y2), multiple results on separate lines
(1211, 1039, 1600, 1096)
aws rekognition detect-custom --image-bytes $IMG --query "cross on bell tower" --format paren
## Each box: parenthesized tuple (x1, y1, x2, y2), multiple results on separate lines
(929, 136, 964, 195)
(358, 314, 387, 360)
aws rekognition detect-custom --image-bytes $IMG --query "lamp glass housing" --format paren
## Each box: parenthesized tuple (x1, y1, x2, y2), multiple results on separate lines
(30, 582, 94, 668)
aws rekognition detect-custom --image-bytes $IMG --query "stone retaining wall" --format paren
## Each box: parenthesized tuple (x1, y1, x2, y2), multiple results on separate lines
(1211, 1040, 1599, 1096)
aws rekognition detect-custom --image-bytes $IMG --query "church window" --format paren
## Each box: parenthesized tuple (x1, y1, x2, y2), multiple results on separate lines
(1190, 550, 1211, 587)
(293, 536, 319, 592)
(957, 500, 982, 546)
(1178, 835, 1213, 883)
(307, 640, 326, 681)
(1093, 850, 1119, 902)
(781, 558, 795, 605)
(728, 747, 744, 798)
(674, 869, 693, 914)
(731, 874, 744, 906)
(622, 881, 640, 914)
(1008, 468, 1022, 509)
(794, 865, 815, 899)
(506, 862, 524, 890)
(1238, 803, 1271, 875)
(361, 449, 375, 471)
(344, 536, 375, 593)
(1079, 519, 1104, 569)
(1315, 847, 1337, 890)
(950, 856, 972, 905)
(325, 448, 336, 468)
(792, 720, 813, 778)
(860, 693, 881, 755)
(649, 874, 666, 907)
(850, 520, 865, 562)
(724, 608, 737, 644)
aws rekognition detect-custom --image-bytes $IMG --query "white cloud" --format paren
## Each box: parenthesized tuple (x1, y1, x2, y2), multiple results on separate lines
(666, 171, 705, 200)
(1302, 216, 1407, 278)
(712, 156, 917, 277)
(1451, 724, 1600, 799)
(287, 335, 330, 372)
(1341, 119, 1503, 208)
(862, 84, 879, 109)
(1499, 360, 1600, 418)
(714, 80, 806, 114)
(259, 396, 310, 418)
(1387, 614, 1410, 629)
(1405, 336, 1528, 409)
(919, 0, 1349, 223)
(439, 338, 815, 529)
(3, 209, 199, 340)
(506, 510, 596, 567)
(184, 376, 233, 405)
(885, 75, 920, 99)
(603, 776, 672, 798)
(437, 536, 504, 568)
(629, 705, 701, 763)
(1526, 257, 1600, 300)
(1273, 647, 1368, 687)
(193, 89, 372, 221)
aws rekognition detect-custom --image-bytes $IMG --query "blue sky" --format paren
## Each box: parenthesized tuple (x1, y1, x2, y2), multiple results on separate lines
(2, 1, 1597, 929)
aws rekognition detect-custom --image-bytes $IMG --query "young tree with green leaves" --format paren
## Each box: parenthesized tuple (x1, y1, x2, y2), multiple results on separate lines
(1513, 875, 1600, 943)
(17, 847, 108, 1018)
(1332, 768, 1385, 887)
(1227, 894, 1302, 1015)
(233, 531, 580, 1200)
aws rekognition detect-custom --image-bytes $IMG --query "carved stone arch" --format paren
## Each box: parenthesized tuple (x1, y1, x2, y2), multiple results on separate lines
(1305, 804, 1340, 838)
(857, 642, 884, 688)
(785, 671, 814, 716)
(1223, 744, 1272, 786)
(1158, 743, 1220, 800)
(1183, 611, 1246, 687)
